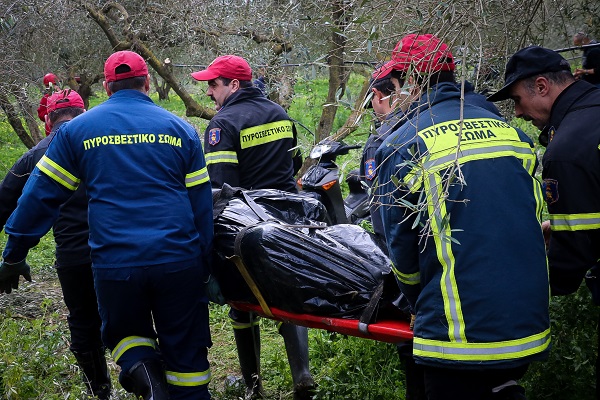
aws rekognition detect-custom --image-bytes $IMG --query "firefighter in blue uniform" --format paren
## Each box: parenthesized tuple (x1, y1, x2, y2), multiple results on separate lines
(363, 64, 428, 400)
(362, 64, 408, 239)
(376, 34, 550, 400)
(0, 51, 213, 400)
(0, 89, 111, 399)
(191, 55, 315, 400)
(488, 45, 600, 399)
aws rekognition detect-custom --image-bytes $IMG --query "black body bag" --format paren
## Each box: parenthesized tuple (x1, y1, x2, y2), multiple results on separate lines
(212, 184, 409, 321)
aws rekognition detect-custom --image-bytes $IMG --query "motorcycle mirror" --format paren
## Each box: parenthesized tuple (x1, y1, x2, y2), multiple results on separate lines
(309, 144, 331, 159)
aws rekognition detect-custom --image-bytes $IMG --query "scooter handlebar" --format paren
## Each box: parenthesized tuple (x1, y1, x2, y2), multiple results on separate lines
(309, 141, 362, 159)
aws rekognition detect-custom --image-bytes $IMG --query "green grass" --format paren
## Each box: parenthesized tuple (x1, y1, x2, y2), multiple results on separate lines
(0, 81, 408, 399)
(2, 79, 595, 399)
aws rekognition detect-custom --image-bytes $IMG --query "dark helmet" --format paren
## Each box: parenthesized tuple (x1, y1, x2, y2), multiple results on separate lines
(43, 73, 57, 87)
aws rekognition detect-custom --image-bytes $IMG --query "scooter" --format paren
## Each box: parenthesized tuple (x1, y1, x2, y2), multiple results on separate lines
(297, 139, 370, 225)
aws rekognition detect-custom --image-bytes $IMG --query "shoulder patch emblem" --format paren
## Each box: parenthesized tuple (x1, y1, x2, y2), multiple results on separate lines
(548, 127, 556, 144)
(365, 159, 377, 180)
(543, 178, 559, 205)
(208, 128, 221, 146)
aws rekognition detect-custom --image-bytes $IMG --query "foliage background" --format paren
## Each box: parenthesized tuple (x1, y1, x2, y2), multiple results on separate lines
(2, 0, 600, 398)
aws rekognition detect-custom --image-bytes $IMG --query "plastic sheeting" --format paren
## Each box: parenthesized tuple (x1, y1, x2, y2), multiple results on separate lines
(212, 184, 327, 301)
(212, 184, 409, 321)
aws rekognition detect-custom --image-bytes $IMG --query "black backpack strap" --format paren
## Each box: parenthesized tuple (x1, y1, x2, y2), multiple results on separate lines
(241, 190, 273, 222)
(357, 280, 385, 334)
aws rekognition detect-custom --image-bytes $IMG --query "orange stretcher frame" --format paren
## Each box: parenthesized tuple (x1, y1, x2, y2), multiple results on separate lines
(229, 301, 413, 343)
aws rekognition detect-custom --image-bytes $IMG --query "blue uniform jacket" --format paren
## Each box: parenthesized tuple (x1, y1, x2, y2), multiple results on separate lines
(0, 121, 90, 267)
(540, 80, 600, 294)
(361, 108, 406, 237)
(3, 90, 212, 270)
(375, 82, 550, 369)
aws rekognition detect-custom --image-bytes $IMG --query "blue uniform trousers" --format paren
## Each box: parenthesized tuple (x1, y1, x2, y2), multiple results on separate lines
(93, 261, 212, 400)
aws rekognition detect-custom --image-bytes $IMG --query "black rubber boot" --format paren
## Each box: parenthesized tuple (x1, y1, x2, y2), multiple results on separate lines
(492, 384, 527, 400)
(71, 348, 112, 400)
(396, 342, 426, 400)
(119, 359, 170, 400)
(233, 325, 264, 399)
(279, 323, 316, 400)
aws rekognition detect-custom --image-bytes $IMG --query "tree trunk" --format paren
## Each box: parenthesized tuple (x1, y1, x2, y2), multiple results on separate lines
(332, 76, 371, 141)
(315, 0, 348, 142)
(152, 60, 172, 101)
(79, 0, 215, 120)
(13, 87, 44, 144)
(0, 92, 35, 149)
(65, 69, 103, 110)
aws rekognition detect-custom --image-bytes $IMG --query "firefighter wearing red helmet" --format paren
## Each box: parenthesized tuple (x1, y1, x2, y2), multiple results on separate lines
(43, 73, 57, 87)
(37, 73, 60, 136)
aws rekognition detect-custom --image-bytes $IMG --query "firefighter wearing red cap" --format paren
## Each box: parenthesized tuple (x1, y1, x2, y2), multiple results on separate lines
(1, 51, 213, 400)
(0, 90, 113, 399)
(191, 55, 314, 400)
(375, 34, 550, 399)
(37, 73, 60, 136)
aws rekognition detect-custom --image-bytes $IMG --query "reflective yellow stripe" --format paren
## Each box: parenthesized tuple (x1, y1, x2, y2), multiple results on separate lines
(185, 167, 209, 188)
(205, 151, 238, 165)
(423, 143, 535, 173)
(403, 118, 534, 192)
(418, 118, 520, 152)
(413, 328, 551, 361)
(229, 317, 261, 330)
(111, 336, 157, 363)
(392, 262, 420, 285)
(37, 155, 80, 190)
(534, 178, 544, 222)
(240, 120, 293, 149)
(424, 173, 466, 343)
(550, 212, 600, 231)
(166, 369, 211, 387)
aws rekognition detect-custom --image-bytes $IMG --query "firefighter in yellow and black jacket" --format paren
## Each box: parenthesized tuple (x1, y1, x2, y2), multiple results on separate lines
(191, 55, 314, 400)
(375, 34, 550, 400)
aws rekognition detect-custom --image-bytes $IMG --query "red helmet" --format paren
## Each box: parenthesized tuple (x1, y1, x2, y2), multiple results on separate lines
(43, 73, 57, 86)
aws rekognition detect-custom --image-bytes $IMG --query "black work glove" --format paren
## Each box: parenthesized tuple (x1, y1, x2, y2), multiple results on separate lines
(204, 274, 226, 305)
(0, 259, 32, 294)
(586, 265, 600, 306)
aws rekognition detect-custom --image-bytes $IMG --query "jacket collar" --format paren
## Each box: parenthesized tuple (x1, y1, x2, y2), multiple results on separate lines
(222, 86, 264, 109)
(539, 80, 598, 146)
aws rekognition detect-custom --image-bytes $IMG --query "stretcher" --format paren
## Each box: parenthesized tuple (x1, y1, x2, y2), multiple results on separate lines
(229, 301, 413, 343)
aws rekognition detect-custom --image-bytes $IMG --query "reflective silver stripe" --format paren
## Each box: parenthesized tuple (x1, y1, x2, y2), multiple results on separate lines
(37, 155, 80, 190)
(111, 336, 156, 363)
(413, 328, 551, 361)
(423, 144, 534, 170)
(550, 212, 600, 231)
(185, 167, 209, 188)
(166, 369, 211, 387)
(205, 151, 238, 165)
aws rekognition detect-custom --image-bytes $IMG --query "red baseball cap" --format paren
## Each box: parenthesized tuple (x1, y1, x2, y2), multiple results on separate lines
(47, 89, 85, 113)
(104, 51, 149, 83)
(371, 63, 395, 80)
(388, 34, 455, 74)
(190, 55, 252, 81)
